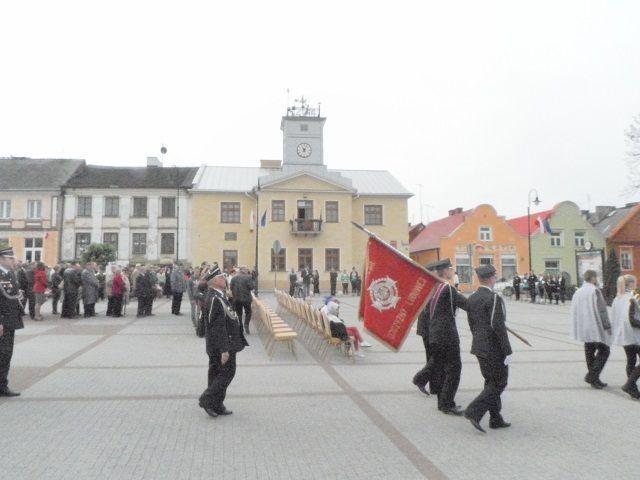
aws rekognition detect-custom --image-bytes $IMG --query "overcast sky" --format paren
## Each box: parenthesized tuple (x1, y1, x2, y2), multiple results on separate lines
(2, 1, 639, 223)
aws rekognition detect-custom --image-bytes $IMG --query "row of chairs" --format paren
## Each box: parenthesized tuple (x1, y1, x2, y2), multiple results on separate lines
(274, 289, 355, 362)
(251, 294, 298, 359)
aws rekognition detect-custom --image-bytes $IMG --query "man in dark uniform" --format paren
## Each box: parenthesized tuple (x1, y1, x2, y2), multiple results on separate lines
(527, 271, 538, 303)
(512, 273, 521, 301)
(135, 266, 154, 317)
(412, 259, 468, 415)
(329, 268, 338, 296)
(230, 266, 255, 335)
(0, 247, 25, 397)
(464, 264, 513, 433)
(288, 269, 297, 296)
(199, 263, 248, 417)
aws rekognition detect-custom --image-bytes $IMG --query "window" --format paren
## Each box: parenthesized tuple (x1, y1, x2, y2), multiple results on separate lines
(221, 202, 241, 223)
(574, 231, 586, 247)
(224, 232, 237, 241)
(24, 238, 43, 262)
(326, 201, 339, 223)
(160, 233, 175, 255)
(544, 259, 560, 275)
(27, 200, 42, 219)
(501, 255, 517, 280)
(272, 200, 285, 222)
(77, 196, 92, 217)
(132, 197, 148, 217)
(364, 205, 383, 225)
(271, 247, 286, 271)
(103, 233, 118, 255)
(132, 233, 147, 256)
(325, 248, 340, 271)
(161, 197, 176, 218)
(297, 200, 313, 219)
(480, 255, 493, 266)
(621, 250, 633, 271)
(455, 255, 471, 284)
(0, 200, 10, 219)
(550, 232, 563, 247)
(223, 250, 238, 270)
(479, 226, 492, 242)
(75, 233, 91, 259)
(298, 248, 313, 271)
(104, 197, 120, 217)
(300, 124, 308, 132)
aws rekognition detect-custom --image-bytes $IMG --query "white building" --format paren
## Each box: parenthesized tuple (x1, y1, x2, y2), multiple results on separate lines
(61, 159, 197, 264)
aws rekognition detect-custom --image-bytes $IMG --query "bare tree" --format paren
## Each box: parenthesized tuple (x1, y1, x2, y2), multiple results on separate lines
(626, 115, 640, 191)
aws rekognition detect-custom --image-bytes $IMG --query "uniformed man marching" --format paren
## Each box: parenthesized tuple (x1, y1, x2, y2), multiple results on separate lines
(412, 259, 468, 415)
(464, 264, 513, 433)
(0, 247, 24, 397)
(199, 263, 248, 417)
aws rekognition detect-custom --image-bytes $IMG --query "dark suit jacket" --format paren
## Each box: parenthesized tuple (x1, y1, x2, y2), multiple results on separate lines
(229, 273, 254, 303)
(0, 270, 25, 331)
(135, 272, 154, 297)
(426, 284, 468, 346)
(204, 289, 248, 355)
(466, 286, 512, 360)
(63, 268, 81, 295)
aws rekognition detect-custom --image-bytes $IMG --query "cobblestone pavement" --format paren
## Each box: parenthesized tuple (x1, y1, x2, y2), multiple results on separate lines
(1, 293, 638, 479)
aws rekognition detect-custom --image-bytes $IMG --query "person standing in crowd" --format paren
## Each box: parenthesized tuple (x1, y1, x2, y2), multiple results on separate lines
(230, 266, 254, 335)
(199, 263, 248, 418)
(19, 262, 36, 320)
(131, 265, 141, 299)
(559, 275, 567, 304)
(0, 247, 24, 397)
(353, 272, 362, 296)
(312, 269, 320, 296)
(329, 268, 338, 296)
(512, 273, 521, 301)
(50, 265, 62, 315)
(340, 270, 349, 295)
(302, 266, 311, 298)
(464, 264, 513, 433)
(186, 269, 198, 327)
(571, 269, 611, 389)
(170, 264, 186, 316)
(527, 271, 538, 303)
(135, 266, 154, 317)
(288, 269, 297, 296)
(33, 262, 48, 321)
(122, 267, 131, 315)
(111, 268, 125, 317)
(413, 259, 469, 415)
(105, 265, 116, 316)
(81, 263, 100, 318)
(612, 274, 640, 399)
(548, 276, 560, 304)
(61, 263, 82, 319)
(350, 267, 358, 296)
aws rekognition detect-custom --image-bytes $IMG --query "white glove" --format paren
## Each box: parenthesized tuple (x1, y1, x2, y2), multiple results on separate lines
(504, 354, 513, 366)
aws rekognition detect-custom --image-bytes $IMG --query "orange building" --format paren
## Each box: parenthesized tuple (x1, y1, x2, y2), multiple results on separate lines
(410, 204, 530, 292)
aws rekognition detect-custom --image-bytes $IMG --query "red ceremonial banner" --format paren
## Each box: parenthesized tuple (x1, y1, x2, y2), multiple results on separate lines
(359, 236, 441, 351)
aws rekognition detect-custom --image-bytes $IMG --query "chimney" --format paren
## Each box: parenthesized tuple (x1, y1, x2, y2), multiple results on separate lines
(147, 156, 162, 167)
(593, 205, 616, 223)
(448, 207, 463, 216)
(260, 159, 282, 169)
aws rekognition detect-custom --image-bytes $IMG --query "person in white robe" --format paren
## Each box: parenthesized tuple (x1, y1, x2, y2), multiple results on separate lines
(611, 274, 640, 399)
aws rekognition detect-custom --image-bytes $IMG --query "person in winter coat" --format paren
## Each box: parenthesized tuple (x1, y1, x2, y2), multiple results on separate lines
(50, 265, 63, 315)
(312, 270, 320, 295)
(611, 274, 640, 399)
(340, 270, 350, 295)
(170, 265, 186, 315)
(111, 269, 126, 317)
(33, 262, 48, 321)
(81, 263, 100, 317)
(229, 267, 255, 334)
(571, 270, 612, 389)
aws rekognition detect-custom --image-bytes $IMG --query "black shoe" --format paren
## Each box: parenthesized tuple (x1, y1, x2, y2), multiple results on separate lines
(215, 408, 233, 416)
(489, 418, 511, 429)
(203, 408, 218, 418)
(412, 378, 430, 396)
(0, 388, 20, 397)
(621, 383, 640, 399)
(595, 379, 608, 388)
(584, 374, 602, 389)
(440, 405, 465, 416)
(465, 414, 486, 433)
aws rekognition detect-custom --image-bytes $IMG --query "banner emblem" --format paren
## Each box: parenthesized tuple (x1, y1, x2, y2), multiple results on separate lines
(368, 276, 400, 311)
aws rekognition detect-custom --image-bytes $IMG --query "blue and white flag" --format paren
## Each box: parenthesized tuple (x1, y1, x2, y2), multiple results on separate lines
(537, 216, 553, 235)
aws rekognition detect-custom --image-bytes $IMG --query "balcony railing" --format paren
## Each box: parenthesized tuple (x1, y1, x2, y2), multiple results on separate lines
(290, 218, 323, 235)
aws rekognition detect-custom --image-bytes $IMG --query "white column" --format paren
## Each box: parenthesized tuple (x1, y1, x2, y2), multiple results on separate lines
(178, 195, 188, 261)
(51, 196, 58, 227)
(91, 195, 104, 245)
(119, 196, 131, 261)
(147, 195, 159, 261)
(61, 195, 76, 260)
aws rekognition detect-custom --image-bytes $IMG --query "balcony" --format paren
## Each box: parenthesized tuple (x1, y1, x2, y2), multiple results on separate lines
(290, 218, 323, 235)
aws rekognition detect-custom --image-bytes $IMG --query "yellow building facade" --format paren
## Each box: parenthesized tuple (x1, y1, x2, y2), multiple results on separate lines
(190, 101, 412, 290)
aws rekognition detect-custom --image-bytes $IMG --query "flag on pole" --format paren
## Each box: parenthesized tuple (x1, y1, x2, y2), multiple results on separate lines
(536, 216, 553, 235)
(249, 210, 255, 231)
(357, 229, 441, 351)
(260, 210, 268, 227)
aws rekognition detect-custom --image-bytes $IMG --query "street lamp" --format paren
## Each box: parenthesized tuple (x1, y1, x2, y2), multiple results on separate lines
(527, 189, 541, 273)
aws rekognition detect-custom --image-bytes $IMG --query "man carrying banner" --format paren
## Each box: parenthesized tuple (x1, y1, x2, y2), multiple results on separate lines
(412, 259, 468, 415)
(464, 264, 513, 433)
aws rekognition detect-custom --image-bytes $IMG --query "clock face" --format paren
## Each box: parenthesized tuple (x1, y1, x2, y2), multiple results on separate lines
(297, 143, 312, 158)
(584, 241, 593, 251)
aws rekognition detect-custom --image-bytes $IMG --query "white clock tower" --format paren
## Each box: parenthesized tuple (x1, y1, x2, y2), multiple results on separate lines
(281, 97, 325, 166)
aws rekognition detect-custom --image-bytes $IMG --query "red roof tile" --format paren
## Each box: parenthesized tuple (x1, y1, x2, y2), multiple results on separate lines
(507, 210, 553, 236)
(410, 210, 472, 253)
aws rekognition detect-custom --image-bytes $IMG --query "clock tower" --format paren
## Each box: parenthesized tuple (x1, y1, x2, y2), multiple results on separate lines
(281, 97, 325, 166)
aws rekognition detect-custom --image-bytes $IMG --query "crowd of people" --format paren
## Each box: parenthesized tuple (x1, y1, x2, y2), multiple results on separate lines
(512, 272, 567, 304)
(288, 266, 362, 298)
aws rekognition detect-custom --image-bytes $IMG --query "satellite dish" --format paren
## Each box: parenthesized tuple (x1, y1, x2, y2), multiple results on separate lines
(160, 146, 167, 154)
(272, 240, 282, 254)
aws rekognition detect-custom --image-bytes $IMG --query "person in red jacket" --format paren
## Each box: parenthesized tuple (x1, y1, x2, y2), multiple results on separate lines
(33, 262, 48, 321)
(111, 269, 126, 317)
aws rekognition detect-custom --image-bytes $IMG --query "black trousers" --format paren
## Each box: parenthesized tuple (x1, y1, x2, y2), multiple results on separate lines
(106, 296, 115, 316)
(514, 287, 520, 301)
(172, 292, 183, 314)
(584, 342, 610, 381)
(465, 356, 509, 422)
(530, 290, 536, 303)
(234, 301, 252, 328)
(0, 329, 16, 391)
(330, 281, 337, 296)
(52, 289, 61, 314)
(623, 345, 640, 383)
(61, 292, 78, 318)
(27, 291, 36, 319)
(83, 303, 96, 317)
(342, 283, 349, 295)
(112, 296, 124, 317)
(199, 351, 237, 411)
(413, 337, 442, 395)
(289, 283, 295, 296)
(137, 295, 153, 316)
(430, 343, 462, 410)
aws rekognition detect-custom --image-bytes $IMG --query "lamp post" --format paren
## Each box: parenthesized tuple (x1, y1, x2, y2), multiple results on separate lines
(527, 189, 541, 273)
